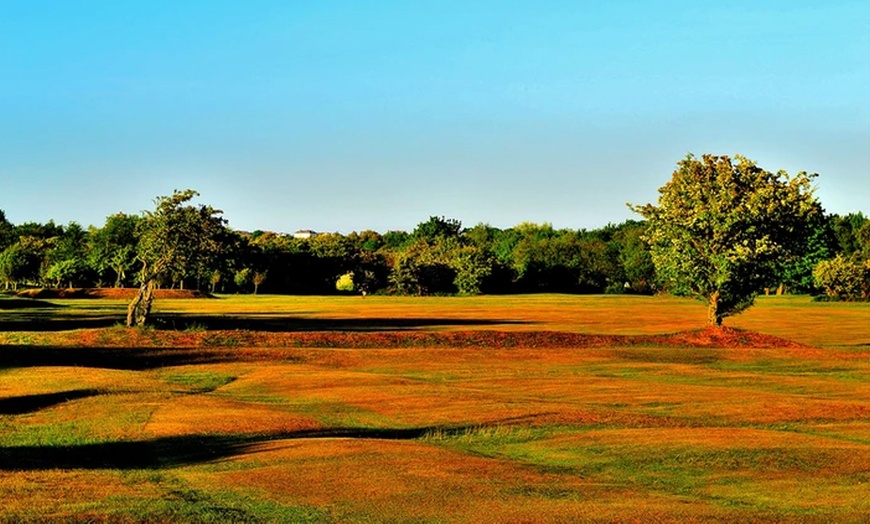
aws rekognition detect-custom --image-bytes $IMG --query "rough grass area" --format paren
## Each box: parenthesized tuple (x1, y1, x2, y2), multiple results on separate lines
(0, 295, 867, 522)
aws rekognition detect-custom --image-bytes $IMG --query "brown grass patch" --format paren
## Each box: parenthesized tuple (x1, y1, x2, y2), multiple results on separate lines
(144, 395, 323, 437)
(10, 325, 807, 351)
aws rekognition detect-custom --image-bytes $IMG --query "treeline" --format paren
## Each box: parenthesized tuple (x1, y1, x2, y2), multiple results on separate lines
(0, 207, 868, 298)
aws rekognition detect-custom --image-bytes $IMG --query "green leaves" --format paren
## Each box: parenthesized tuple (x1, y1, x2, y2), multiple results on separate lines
(632, 154, 819, 325)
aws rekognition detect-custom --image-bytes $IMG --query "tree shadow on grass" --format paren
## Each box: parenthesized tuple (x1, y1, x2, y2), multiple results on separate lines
(0, 389, 104, 415)
(0, 312, 120, 331)
(0, 298, 62, 310)
(0, 422, 521, 471)
(0, 310, 532, 332)
(157, 314, 531, 332)
(0, 346, 240, 371)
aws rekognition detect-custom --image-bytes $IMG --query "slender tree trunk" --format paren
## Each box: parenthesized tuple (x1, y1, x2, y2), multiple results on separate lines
(127, 279, 156, 327)
(707, 291, 723, 327)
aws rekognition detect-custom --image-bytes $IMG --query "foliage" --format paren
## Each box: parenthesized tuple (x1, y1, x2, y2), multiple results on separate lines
(251, 270, 267, 295)
(335, 272, 355, 292)
(0, 239, 45, 289)
(0, 209, 14, 251)
(631, 154, 820, 325)
(127, 190, 228, 326)
(2, 180, 863, 302)
(44, 258, 86, 288)
(412, 216, 462, 241)
(233, 267, 252, 292)
(87, 213, 140, 288)
(831, 212, 870, 259)
(813, 255, 870, 299)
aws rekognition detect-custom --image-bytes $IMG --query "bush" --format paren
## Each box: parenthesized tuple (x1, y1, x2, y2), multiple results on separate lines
(813, 255, 870, 300)
(335, 272, 354, 292)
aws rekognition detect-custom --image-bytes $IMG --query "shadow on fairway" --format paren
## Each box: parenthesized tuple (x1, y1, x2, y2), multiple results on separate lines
(156, 314, 531, 332)
(0, 423, 515, 471)
(0, 298, 60, 310)
(0, 346, 240, 371)
(0, 310, 531, 332)
(0, 389, 105, 415)
(0, 312, 120, 331)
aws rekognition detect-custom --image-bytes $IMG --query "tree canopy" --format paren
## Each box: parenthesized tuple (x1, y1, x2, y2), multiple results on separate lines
(631, 154, 821, 326)
(126, 190, 228, 326)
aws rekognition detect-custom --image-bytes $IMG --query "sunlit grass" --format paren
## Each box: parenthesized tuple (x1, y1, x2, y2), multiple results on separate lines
(0, 294, 867, 521)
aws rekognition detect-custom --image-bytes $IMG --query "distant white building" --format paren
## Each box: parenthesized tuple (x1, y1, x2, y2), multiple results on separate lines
(293, 229, 319, 239)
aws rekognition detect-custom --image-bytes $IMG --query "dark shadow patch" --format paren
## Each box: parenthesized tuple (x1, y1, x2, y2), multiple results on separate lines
(0, 312, 120, 331)
(0, 311, 531, 332)
(156, 314, 531, 332)
(0, 422, 505, 471)
(0, 298, 62, 310)
(0, 346, 238, 371)
(0, 389, 103, 415)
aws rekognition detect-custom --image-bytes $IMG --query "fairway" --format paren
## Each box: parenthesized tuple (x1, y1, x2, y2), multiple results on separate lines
(1, 294, 868, 522)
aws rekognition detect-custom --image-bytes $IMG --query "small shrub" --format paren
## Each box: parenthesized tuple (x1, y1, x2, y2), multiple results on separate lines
(813, 255, 870, 300)
(335, 272, 354, 292)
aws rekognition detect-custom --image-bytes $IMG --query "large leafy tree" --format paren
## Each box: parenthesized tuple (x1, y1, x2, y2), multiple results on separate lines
(126, 190, 228, 327)
(88, 213, 141, 288)
(42, 222, 91, 288)
(0, 210, 14, 252)
(631, 154, 820, 326)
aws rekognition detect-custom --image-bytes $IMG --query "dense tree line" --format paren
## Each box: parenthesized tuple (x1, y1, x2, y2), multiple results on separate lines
(0, 197, 867, 300)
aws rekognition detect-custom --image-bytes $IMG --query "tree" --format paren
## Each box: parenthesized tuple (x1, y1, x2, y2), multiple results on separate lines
(234, 267, 252, 292)
(126, 190, 228, 327)
(631, 154, 819, 326)
(42, 222, 91, 288)
(88, 213, 141, 287)
(0, 244, 32, 290)
(252, 270, 267, 294)
(44, 259, 84, 288)
(0, 210, 14, 252)
(830, 213, 869, 258)
(0, 238, 46, 289)
(412, 216, 462, 241)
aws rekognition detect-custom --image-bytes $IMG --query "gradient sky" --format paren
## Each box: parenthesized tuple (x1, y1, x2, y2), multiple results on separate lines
(1, 0, 868, 233)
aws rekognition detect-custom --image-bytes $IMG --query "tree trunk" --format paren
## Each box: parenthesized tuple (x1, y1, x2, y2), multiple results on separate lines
(253, 282, 259, 295)
(126, 279, 156, 327)
(707, 291, 723, 327)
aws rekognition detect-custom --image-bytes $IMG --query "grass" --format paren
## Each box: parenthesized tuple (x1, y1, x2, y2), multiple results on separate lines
(0, 293, 867, 521)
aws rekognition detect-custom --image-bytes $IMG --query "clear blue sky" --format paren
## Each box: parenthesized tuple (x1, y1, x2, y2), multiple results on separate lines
(1, 0, 868, 233)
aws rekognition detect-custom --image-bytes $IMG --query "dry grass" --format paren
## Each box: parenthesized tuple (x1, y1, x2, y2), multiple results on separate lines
(0, 294, 867, 522)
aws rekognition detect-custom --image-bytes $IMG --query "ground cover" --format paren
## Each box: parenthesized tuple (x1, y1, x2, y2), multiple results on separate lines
(0, 294, 867, 522)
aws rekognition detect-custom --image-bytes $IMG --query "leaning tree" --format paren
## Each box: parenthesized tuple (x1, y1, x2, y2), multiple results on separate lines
(126, 190, 228, 327)
(631, 154, 820, 326)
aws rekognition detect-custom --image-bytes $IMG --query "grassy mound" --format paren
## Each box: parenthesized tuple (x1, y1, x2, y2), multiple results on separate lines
(6, 326, 806, 351)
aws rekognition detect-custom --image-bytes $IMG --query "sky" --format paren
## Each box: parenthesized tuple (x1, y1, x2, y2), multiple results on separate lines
(1, 0, 868, 233)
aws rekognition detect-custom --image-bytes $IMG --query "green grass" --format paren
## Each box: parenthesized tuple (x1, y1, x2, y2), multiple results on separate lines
(161, 370, 238, 393)
(0, 294, 867, 522)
